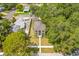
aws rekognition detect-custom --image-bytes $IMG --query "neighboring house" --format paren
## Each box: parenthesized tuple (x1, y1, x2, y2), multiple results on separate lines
(12, 19, 25, 32)
(34, 20, 46, 38)
(0, 7, 4, 12)
(22, 4, 30, 12)
(23, 6, 30, 12)
(12, 15, 31, 34)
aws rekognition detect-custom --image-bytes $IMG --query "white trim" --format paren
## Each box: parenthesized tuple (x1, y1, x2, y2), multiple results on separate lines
(28, 46, 53, 48)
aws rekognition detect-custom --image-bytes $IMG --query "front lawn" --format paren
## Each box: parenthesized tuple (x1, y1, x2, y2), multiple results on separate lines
(14, 9, 32, 16)
(41, 37, 52, 46)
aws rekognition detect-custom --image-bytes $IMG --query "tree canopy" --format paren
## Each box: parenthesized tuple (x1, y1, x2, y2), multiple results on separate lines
(16, 4, 24, 11)
(3, 31, 38, 56)
(30, 3, 79, 55)
(0, 19, 11, 48)
(3, 31, 31, 56)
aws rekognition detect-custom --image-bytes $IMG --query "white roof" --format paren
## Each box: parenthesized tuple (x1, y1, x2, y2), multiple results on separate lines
(23, 6, 30, 11)
(12, 15, 31, 33)
(12, 18, 26, 32)
(14, 19, 25, 28)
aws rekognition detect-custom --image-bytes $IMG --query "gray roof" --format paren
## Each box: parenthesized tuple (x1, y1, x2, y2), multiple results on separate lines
(12, 25, 20, 32)
(12, 18, 25, 32)
(34, 20, 46, 31)
(0, 7, 4, 12)
(12, 15, 31, 33)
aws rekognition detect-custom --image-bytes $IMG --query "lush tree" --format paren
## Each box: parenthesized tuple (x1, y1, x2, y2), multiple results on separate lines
(0, 19, 11, 48)
(46, 16, 75, 54)
(30, 3, 79, 55)
(68, 12, 79, 28)
(3, 31, 31, 56)
(16, 4, 23, 11)
(3, 31, 38, 56)
(0, 13, 4, 19)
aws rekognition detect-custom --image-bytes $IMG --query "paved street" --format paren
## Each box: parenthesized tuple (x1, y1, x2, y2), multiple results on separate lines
(5, 10, 16, 20)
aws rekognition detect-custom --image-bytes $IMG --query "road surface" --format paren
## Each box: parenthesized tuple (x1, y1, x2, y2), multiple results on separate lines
(5, 10, 16, 20)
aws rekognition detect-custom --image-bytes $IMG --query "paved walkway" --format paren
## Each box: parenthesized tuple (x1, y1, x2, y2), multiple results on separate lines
(39, 36, 41, 53)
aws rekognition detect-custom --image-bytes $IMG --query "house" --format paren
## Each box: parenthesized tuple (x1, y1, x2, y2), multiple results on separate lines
(0, 7, 4, 12)
(21, 3, 30, 12)
(12, 15, 31, 34)
(23, 6, 30, 12)
(34, 20, 46, 38)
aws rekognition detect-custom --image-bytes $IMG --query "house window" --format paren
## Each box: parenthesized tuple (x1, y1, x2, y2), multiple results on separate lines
(39, 30, 41, 35)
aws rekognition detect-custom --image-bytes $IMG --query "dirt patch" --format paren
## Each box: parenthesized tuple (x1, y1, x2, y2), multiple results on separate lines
(41, 48, 54, 53)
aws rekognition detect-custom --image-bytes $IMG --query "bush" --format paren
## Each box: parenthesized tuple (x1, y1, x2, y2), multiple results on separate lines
(16, 4, 23, 11)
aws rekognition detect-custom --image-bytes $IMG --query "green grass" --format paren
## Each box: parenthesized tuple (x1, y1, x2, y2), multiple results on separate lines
(14, 10, 32, 16)
(41, 37, 52, 46)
